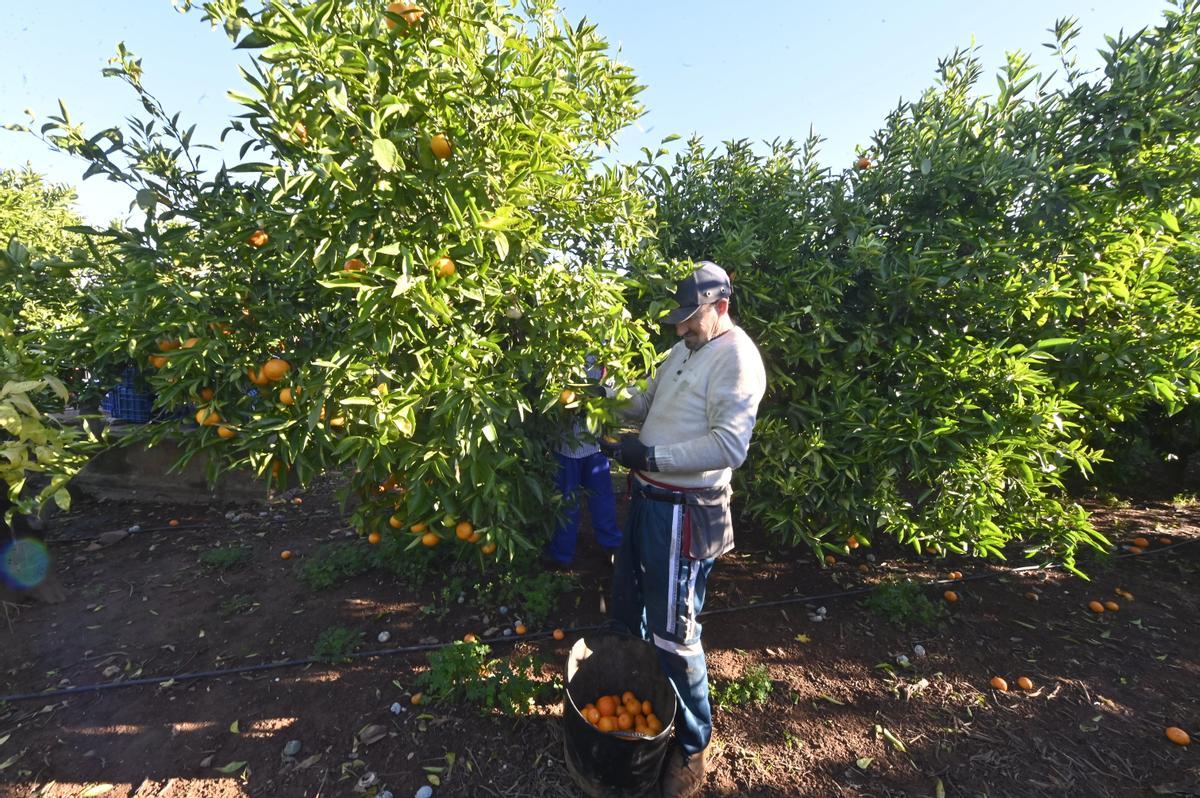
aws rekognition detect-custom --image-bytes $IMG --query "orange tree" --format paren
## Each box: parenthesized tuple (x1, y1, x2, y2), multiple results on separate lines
(27, 0, 665, 560)
(0, 313, 98, 525)
(641, 5, 1200, 573)
(0, 168, 92, 346)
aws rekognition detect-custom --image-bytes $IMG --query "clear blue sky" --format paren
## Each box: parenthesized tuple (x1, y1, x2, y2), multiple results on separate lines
(3, 0, 1167, 224)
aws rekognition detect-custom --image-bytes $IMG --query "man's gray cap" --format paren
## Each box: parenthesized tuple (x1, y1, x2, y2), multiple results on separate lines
(661, 261, 732, 325)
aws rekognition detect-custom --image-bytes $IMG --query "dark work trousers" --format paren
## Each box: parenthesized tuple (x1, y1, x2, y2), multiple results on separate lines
(545, 452, 622, 565)
(611, 481, 715, 757)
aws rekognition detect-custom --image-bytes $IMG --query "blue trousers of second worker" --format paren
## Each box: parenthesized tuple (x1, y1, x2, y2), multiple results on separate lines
(611, 488, 715, 758)
(545, 452, 622, 564)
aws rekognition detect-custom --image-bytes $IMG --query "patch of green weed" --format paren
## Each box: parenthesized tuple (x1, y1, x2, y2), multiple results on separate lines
(862, 579, 947, 628)
(296, 543, 373, 590)
(371, 534, 433, 586)
(218, 594, 256, 618)
(1172, 491, 1198, 508)
(199, 545, 251, 571)
(492, 569, 573, 625)
(420, 641, 555, 716)
(312, 626, 363, 664)
(711, 664, 773, 708)
(1094, 490, 1132, 509)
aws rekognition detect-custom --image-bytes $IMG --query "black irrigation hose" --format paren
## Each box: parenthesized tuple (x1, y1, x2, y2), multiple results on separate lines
(2, 539, 1194, 705)
(0, 625, 606, 704)
(45, 510, 338, 546)
(701, 538, 1197, 617)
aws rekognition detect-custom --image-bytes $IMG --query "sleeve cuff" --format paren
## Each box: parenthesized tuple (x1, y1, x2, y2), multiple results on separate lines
(648, 446, 666, 472)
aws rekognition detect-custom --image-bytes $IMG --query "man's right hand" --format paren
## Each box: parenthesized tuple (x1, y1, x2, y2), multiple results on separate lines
(601, 433, 655, 471)
(599, 434, 622, 459)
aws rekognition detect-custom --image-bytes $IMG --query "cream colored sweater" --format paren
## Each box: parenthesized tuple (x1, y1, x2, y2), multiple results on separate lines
(620, 326, 767, 488)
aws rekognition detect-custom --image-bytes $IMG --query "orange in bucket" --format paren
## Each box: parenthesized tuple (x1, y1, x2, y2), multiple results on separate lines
(584, 690, 659, 735)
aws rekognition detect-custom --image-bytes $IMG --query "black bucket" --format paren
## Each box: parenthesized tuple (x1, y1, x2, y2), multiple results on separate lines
(562, 633, 677, 798)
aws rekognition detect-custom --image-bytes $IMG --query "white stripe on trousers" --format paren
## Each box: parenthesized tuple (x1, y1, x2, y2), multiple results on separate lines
(685, 564, 699, 640)
(665, 502, 682, 636)
(653, 633, 704, 658)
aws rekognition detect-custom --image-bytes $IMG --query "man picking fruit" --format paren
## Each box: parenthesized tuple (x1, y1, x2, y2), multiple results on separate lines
(543, 354, 622, 567)
(601, 261, 766, 797)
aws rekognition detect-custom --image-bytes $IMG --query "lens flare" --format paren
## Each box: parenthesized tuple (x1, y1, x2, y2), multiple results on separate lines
(1, 537, 51, 590)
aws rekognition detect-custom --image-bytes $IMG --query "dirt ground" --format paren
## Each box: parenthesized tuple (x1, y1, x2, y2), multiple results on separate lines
(1, 476, 1197, 798)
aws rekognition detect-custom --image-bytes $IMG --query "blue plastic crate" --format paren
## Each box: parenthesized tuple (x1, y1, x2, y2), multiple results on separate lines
(101, 365, 156, 423)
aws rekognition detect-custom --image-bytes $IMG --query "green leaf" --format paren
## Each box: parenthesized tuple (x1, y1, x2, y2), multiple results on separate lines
(214, 760, 247, 774)
(391, 275, 416, 297)
(878, 725, 907, 752)
(480, 205, 516, 230)
(228, 162, 277, 174)
(52, 489, 72, 511)
(234, 30, 271, 49)
(372, 138, 403, 172)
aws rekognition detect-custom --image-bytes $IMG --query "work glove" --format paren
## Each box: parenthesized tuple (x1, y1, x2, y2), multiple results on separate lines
(600, 433, 656, 472)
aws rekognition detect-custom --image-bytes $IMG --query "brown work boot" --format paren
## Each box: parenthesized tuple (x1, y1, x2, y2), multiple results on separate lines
(660, 745, 708, 798)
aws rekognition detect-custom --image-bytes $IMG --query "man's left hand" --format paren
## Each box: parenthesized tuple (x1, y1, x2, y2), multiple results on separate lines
(601, 433, 656, 471)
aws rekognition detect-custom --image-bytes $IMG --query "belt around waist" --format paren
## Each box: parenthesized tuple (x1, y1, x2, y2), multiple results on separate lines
(632, 481, 687, 504)
(631, 473, 727, 504)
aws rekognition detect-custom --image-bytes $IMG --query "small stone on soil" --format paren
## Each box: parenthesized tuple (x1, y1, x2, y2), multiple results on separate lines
(283, 739, 301, 757)
(415, 787, 434, 798)
(377, 631, 391, 643)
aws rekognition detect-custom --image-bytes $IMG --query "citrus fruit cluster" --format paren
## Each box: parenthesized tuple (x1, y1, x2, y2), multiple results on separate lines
(580, 690, 663, 736)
